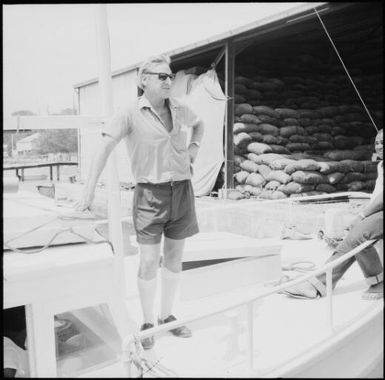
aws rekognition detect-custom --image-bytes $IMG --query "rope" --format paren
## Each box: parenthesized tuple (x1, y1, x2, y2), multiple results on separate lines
(265, 260, 316, 288)
(4, 216, 59, 245)
(4, 227, 111, 255)
(314, 8, 378, 132)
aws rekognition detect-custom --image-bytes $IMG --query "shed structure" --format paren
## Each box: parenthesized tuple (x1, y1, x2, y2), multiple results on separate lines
(74, 2, 383, 195)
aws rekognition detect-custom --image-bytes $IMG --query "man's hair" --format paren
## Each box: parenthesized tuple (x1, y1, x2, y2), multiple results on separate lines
(137, 54, 171, 90)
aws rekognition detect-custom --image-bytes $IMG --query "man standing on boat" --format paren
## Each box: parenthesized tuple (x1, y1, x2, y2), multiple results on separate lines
(281, 129, 383, 300)
(75, 54, 204, 349)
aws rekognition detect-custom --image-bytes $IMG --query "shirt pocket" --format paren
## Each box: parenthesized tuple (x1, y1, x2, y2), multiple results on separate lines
(172, 130, 188, 152)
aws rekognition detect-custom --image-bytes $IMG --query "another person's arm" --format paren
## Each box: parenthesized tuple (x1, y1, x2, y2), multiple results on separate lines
(348, 191, 383, 230)
(359, 191, 383, 217)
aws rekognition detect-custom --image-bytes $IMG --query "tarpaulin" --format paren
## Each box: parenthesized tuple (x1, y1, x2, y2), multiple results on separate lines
(171, 69, 226, 196)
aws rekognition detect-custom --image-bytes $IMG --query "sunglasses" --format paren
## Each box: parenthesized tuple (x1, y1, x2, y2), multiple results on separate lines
(145, 72, 175, 81)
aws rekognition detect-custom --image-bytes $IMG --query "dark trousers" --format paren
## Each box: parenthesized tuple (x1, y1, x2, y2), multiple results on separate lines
(318, 210, 383, 287)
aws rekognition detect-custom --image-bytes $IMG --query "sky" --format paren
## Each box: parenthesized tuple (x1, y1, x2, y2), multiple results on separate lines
(3, 3, 306, 116)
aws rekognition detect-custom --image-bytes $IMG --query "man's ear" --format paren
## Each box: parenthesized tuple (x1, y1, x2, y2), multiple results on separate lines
(141, 74, 147, 89)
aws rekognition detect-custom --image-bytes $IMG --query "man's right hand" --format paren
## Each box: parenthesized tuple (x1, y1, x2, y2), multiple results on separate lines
(74, 191, 95, 211)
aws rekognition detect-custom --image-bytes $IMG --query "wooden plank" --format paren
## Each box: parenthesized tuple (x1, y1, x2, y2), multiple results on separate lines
(129, 232, 281, 262)
(3, 115, 105, 131)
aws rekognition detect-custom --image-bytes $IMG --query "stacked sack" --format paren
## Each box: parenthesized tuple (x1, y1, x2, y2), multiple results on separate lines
(234, 151, 378, 199)
(226, 52, 381, 199)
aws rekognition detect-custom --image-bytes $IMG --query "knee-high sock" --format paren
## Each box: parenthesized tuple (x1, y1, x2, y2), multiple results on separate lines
(137, 276, 157, 324)
(160, 267, 181, 320)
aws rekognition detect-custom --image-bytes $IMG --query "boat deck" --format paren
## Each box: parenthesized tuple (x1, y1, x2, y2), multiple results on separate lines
(3, 184, 383, 378)
(115, 238, 383, 378)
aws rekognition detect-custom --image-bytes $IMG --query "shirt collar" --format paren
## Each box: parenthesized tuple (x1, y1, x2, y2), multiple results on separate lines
(138, 95, 178, 111)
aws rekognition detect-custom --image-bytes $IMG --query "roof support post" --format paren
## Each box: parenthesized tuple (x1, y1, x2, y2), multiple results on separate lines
(94, 5, 127, 296)
(224, 40, 235, 194)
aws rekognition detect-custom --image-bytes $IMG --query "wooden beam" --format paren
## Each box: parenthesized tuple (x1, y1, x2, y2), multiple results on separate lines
(3, 115, 104, 131)
(224, 40, 235, 192)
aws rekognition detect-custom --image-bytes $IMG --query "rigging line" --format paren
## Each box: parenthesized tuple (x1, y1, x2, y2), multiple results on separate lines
(313, 8, 379, 132)
(4, 216, 59, 244)
(4, 227, 111, 255)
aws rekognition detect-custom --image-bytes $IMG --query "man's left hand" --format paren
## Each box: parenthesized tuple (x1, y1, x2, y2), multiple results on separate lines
(188, 143, 199, 164)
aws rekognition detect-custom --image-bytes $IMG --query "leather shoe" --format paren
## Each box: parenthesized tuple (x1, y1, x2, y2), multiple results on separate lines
(140, 323, 155, 350)
(158, 315, 192, 338)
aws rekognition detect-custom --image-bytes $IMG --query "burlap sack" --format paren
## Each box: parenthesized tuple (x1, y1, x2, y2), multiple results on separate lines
(275, 108, 300, 119)
(249, 186, 263, 196)
(298, 118, 312, 127)
(291, 170, 327, 184)
(316, 184, 337, 193)
(339, 159, 364, 172)
(283, 126, 306, 137)
(326, 172, 345, 184)
(289, 134, 309, 143)
(247, 89, 262, 100)
(257, 114, 285, 127)
(266, 170, 291, 184)
(245, 172, 266, 187)
(234, 122, 259, 134)
(234, 170, 249, 184)
(306, 126, 320, 134)
(235, 76, 254, 87)
(234, 132, 251, 148)
(234, 83, 249, 95)
(259, 123, 280, 136)
(346, 181, 365, 191)
(312, 141, 334, 150)
(265, 180, 281, 191)
(283, 118, 300, 125)
(257, 153, 287, 167)
(235, 103, 253, 116)
(276, 136, 290, 145)
(286, 142, 311, 151)
(257, 164, 272, 179)
(284, 159, 321, 174)
(281, 182, 315, 195)
(247, 153, 261, 164)
(341, 172, 367, 183)
(252, 105, 280, 119)
(263, 135, 279, 144)
(269, 157, 297, 170)
(234, 154, 246, 166)
(235, 94, 247, 103)
(240, 159, 259, 173)
(297, 109, 322, 119)
(270, 145, 291, 154)
(313, 133, 333, 142)
(247, 142, 273, 155)
(239, 114, 262, 124)
(317, 106, 340, 117)
(259, 189, 287, 199)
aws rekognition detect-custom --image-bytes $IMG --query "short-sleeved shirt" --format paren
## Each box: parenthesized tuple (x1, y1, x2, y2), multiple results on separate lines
(102, 95, 201, 184)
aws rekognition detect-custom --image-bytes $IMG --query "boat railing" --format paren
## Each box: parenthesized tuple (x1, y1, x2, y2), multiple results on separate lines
(125, 238, 379, 373)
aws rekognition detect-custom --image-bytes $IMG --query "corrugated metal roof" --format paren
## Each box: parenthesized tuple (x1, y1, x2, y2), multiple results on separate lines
(73, 2, 328, 89)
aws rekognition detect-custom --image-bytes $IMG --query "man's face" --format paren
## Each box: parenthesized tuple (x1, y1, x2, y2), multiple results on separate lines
(375, 131, 383, 160)
(143, 63, 173, 99)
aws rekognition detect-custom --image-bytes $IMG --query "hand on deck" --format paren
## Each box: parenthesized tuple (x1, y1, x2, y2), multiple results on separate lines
(74, 191, 95, 211)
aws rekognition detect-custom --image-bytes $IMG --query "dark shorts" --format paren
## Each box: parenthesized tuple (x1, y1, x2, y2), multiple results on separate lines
(133, 180, 199, 245)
